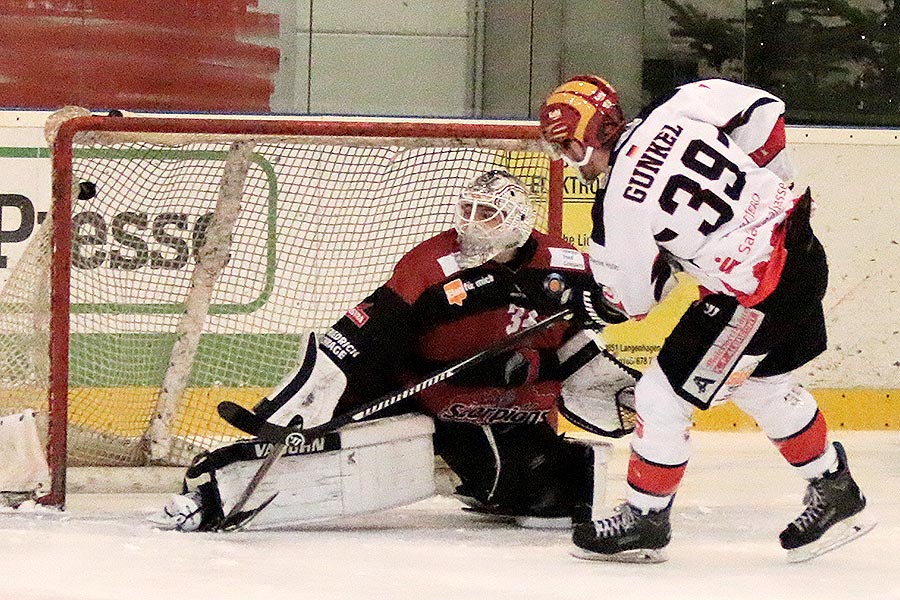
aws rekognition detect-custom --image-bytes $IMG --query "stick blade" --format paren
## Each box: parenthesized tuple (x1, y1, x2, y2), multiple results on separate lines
(218, 401, 264, 437)
(217, 493, 279, 531)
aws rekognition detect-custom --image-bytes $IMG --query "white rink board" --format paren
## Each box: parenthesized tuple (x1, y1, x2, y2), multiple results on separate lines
(787, 128, 900, 388)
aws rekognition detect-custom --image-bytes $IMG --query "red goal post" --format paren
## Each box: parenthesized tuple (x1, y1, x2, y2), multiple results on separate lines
(22, 114, 564, 506)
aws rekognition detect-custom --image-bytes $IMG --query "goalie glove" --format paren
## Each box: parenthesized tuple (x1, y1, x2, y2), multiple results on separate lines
(556, 330, 637, 438)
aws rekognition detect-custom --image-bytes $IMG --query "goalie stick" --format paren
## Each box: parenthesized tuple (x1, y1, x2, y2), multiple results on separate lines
(215, 308, 575, 530)
(218, 308, 577, 445)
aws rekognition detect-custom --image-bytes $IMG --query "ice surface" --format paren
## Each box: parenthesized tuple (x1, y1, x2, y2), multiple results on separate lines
(0, 431, 896, 600)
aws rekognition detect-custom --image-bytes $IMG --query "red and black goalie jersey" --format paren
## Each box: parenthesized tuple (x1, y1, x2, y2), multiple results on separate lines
(320, 229, 591, 429)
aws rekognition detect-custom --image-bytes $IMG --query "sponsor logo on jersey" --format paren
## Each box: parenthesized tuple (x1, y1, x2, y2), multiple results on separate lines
(444, 274, 496, 306)
(737, 184, 789, 256)
(548, 247, 586, 270)
(716, 257, 741, 274)
(440, 403, 548, 425)
(467, 273, 495, 290)
(321, 328, 361, 360)
(542, 273, 567, 299)
(444, 278, 467, 306)
(346, 302, 372, 327)
(622, 124, 684, 203)
(438, 253, 462, 277)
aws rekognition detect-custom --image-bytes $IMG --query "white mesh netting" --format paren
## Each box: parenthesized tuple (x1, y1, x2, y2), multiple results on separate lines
(0, 118, 555, 475)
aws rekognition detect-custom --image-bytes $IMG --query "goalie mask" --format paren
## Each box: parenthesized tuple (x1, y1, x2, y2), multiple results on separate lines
(539, 75, 625, 181)
(454, 170, 536, 268)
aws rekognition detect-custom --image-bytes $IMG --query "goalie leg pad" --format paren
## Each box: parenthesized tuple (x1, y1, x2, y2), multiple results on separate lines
(181, 414, 436, 529)
(441, 422, 611, 526)
(0, 410, 51, 505)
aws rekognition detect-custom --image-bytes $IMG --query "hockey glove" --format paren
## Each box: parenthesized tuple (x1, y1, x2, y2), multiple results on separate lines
(569, 287, 628, 330)
(453, 348, 559, 388)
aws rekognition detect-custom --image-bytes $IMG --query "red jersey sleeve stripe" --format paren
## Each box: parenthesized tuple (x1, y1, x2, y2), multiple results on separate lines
(748, 116, 787, 167)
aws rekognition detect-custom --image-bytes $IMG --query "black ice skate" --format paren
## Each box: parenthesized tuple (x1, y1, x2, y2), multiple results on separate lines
(570, 502, 671, 563)
(780, 441, 876, 562)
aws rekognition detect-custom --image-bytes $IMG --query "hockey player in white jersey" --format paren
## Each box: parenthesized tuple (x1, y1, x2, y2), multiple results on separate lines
(540, 76, 874, 563)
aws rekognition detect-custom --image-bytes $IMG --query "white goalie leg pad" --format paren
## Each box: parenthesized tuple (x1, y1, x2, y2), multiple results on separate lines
(255, 332, 348, 428)
(193, 414, 436, 528)
(0, 410, 51, 505)
(565, 436, 613, 524)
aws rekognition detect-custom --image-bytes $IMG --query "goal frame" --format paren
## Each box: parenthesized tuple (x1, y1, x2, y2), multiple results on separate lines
(46, 116, 565, 507)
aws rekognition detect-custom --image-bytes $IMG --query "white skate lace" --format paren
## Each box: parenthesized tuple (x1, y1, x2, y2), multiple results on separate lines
(594, 504, 637, 538)
(793, 482, 826, 532)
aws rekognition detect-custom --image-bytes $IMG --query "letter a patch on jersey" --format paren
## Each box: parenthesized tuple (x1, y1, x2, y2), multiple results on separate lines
(681, 305, 764, 408)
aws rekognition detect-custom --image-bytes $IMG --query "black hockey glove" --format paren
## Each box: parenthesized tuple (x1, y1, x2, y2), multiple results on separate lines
(569, 286, 628, 330)
(453, 348, 560, 388)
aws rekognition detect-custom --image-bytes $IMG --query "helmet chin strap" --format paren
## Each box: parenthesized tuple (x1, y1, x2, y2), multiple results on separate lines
(573, 145, 595, 168)
(562, 145, 598, 185)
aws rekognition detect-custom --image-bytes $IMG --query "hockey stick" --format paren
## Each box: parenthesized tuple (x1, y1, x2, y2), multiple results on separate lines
(214, 307, 573, 529)
(219, 308, 575, 446)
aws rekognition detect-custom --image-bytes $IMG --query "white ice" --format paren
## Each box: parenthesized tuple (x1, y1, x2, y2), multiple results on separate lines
(0, 431, 896, 600)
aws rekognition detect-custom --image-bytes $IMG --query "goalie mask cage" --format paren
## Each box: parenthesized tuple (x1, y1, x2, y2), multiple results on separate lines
(0, 114, 564, 507)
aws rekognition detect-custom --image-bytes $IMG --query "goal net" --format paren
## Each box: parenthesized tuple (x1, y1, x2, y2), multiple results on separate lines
(0, 111, 563, 506)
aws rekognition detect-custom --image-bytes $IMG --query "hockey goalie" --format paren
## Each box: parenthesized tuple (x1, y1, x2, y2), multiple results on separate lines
(151, 170, 636, 532)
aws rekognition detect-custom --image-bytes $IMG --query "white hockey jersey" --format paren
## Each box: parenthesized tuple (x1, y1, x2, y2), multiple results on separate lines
(588, 79, 798, 318)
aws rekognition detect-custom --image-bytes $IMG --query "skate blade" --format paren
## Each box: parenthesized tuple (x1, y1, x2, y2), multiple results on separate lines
(461, 506, 572, 530)
(570, 547, 667, 564)
(786, 515, 877, 563)
(515, 515, 572, 530)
